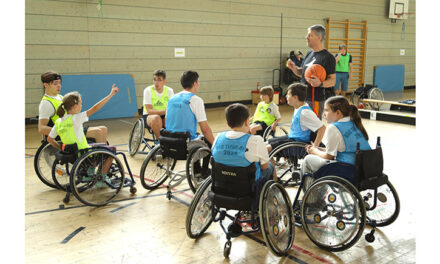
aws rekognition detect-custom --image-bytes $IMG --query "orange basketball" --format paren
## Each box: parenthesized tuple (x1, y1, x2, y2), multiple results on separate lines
(305, 64, 327, 84)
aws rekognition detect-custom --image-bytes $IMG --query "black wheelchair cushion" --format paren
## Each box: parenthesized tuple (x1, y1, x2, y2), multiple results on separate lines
(313, 162, 356, 183)
(355, 147, 388, 190)
(159, 129, 190, 160)
(209, 160, 256, 211)
(55, 151, 77, 164)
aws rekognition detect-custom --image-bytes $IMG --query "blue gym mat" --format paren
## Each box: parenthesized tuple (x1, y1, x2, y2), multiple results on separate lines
(61, 74, 138, 121)
(373, 65, 405, 92)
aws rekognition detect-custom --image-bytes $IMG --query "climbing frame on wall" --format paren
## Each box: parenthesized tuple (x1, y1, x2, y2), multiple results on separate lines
(326, 18, 367, 92)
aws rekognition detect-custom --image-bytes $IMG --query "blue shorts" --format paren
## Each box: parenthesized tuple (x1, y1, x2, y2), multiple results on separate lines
(334, 72, 349, 91)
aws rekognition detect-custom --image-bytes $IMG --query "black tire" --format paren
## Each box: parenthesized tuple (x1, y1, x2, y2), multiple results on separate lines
(51, 158, 72, 191)
(186, 146, 211, 193)
(259, 181, 295, 256)
(139, 145, 175, 190)
(128, 118, 144, 157)
(186, 176, 213, 239)
(34, 141, 60, 189)
(301, 176, 366, 252)
(362, 180, 400, 227)
(223, 241, 231, 258)
(70, 149, 125, 207)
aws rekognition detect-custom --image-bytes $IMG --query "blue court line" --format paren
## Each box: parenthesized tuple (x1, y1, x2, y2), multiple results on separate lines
(110, 201, 137, 213)
(61, 227, 85, 244)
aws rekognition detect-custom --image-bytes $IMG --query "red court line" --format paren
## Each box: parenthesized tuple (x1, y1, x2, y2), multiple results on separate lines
(124, 172, 194, 199)
(25, 154, 35, 157)
(292, 245, 333, 264)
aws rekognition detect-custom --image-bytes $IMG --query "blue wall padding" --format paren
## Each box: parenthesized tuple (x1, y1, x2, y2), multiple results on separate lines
(61, 74, 138, 121)
(373, 65, 405, 92)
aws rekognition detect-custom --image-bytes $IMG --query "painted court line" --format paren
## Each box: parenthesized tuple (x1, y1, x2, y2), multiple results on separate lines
(110, 201, 137, 213)
(61, 227, 85, 244)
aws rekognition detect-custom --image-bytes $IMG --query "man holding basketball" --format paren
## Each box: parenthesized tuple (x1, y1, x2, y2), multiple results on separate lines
(286, 24, 336, 119)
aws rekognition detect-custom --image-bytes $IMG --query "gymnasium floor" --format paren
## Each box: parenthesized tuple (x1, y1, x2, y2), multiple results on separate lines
(24, 91, 416, 264)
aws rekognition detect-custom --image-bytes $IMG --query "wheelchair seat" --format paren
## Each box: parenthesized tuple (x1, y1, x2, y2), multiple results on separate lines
(54, 143, 79, 165)
(159, 128, 191, 160)
(208, 160, 256, 211)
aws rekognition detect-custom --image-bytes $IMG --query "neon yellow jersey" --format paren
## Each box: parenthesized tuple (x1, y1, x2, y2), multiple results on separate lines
(55, 115, 90, 152)
(336, 53, 350, 72)
(253, 101, 276, 126)
(41, 95, 63, 125)
(144, 85, 170, 112)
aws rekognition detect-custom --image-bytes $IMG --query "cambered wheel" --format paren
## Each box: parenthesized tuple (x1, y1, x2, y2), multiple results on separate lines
(186, 177, 213, 239)
(301, 176, 366, 251)
(361, 180, 400, 227)
(34, 141, 61, 189)
(269, 142, 307, 186)
(367, 87, 384, 111)
(139, 145, 176, 190)
(70, 149, 125, 207)
(186, 146, 212, 193)
(263, 125, 289, 141)
(128, 118, 144, 157)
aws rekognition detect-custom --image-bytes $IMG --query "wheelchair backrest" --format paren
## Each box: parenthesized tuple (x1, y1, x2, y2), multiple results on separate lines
(354, 146, 384, 188)
(210, 159, 256, 199)
(159, 128, 190, 160)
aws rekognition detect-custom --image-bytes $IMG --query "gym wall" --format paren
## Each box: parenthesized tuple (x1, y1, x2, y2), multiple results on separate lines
(25, 0, 415, 118)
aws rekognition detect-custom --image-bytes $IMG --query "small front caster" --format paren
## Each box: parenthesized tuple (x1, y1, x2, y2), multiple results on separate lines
(130, 187, 137, 194)
(223, 241, 231, 258)
(365, 233, 375, 243)
(166, 191, 172, 200)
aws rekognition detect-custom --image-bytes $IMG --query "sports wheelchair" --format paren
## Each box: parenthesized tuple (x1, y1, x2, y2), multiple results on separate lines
(139, 129, 211, 197)
(128, 115, 157, 156)
(51, 143, 137, 206)
(291, 137, 400, 251)
(186, 159, 295, 258)
(351, 84, 384, 111)
(34, 135, 95, 189)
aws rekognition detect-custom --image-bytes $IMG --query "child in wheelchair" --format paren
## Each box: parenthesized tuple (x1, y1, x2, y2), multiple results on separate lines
(47, 84, 119, 186)
(302, 95, 371, 184)
(267, 83, 325, 152)
(212, 103, 277, 198)
(249, 86, 281, 137)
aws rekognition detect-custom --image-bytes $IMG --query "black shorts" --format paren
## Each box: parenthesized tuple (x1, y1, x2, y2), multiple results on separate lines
(251, 121, 268, 137)
(142, 114, 166, 128)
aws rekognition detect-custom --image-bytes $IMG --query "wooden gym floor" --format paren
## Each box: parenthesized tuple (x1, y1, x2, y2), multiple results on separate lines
(24, 91, 416, 264)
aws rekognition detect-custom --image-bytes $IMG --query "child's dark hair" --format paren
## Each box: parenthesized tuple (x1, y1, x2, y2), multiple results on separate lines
(153, 69, 166, 79)
(325, 96, 369, 140)
(41, 70, 62, 84)
(180, 70, 199, 89)
(56, 91, 81, 118)
(225, 103, 249, 128)
(259, 86, 274, 101)
(287, 83, 307, 102)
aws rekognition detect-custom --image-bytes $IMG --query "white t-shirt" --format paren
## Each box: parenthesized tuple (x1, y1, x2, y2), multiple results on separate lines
(38, 94, 63, 120)
(166, 90, 207, 122)
(49, 112, 89, 142)
(293, 103, 323, 132)
(212, 131, 270, 165)
(323, 116, 349, 156)
(142, 85, 175, 115)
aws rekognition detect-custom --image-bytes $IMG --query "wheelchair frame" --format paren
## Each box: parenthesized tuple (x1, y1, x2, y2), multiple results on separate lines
(351, 85, 384, 111)
(52, 144, 137, 207)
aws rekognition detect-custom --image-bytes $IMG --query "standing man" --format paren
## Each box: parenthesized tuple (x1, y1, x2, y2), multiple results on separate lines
(286, 24, 336, 119)
(166, 70, 215, 146)
(334, 44, 353, 96)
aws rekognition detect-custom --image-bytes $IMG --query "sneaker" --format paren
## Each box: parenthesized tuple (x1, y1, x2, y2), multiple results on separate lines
(95, 174, 111, 188)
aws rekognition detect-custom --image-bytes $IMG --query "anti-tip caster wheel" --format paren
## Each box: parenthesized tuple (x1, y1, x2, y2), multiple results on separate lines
(63, 196, 70, 204)
(166, 191, 172, 200)
(223, 241, 231, 258)
(130, 187, 137, 194)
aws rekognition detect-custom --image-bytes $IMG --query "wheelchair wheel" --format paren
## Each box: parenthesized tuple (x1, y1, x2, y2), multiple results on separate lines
(186, 146, 212, 193)
(186, 176, 213, 239)
(139, 145, 176, 190)
(34, 141, 61, 189)
(350, 87, 364, 106)
(361, 180, 400, 227)
(301, 176, 366, 251)
(259, 181, 295, 256)
(367, 87, 384, 111)
(263, 125, 289, 141)
(269, 142, 307, 186)
(70, 149, 125, 207)
(51, 158, 72, 191)
(128, 118, 144, 157)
